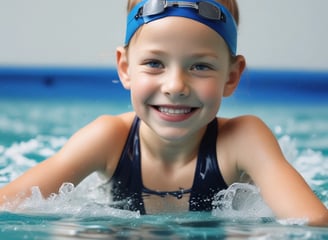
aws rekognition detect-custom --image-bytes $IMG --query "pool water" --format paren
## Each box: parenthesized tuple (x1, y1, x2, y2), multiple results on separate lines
(0, 99, 328, 239)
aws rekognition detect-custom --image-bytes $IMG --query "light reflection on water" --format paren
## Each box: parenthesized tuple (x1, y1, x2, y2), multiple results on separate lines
(1, 211, 327, 239)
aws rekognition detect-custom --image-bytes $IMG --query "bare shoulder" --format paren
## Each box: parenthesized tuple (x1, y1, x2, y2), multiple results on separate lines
(218, 114, 274, 148)
(218, 115, 276, 147)
(68, 112, 134, 148)
(219, 114, 268, 131)
(57, 112, 136, 176)
(87, 112, 135, 139)
(217, 115, 282, 183)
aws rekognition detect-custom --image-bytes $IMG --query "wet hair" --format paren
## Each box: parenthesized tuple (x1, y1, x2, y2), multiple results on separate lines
(126, 0, 240, 26)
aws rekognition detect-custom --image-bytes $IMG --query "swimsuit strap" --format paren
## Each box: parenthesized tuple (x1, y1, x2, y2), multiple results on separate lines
(110, 116, 146, 213)
(189, 118, 228, 211)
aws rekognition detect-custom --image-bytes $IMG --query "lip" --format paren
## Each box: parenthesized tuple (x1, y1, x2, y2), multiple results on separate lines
(151, 105, 198, 122)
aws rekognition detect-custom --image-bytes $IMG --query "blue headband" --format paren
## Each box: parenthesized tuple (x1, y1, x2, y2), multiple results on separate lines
(125, 0, 237, 55)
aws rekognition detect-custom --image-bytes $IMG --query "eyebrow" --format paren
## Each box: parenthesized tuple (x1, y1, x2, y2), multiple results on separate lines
(143, 49, 220, 60)
(188, 52, 220, 60)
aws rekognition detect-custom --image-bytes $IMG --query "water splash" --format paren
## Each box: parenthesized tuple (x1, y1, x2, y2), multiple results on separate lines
(5, 174, 140, 219)
(279, 135, 328, 206)
(0, 135, 66, 185)
(212, 183, 273, 219)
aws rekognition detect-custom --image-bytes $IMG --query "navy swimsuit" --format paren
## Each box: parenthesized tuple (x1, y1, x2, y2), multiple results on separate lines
(110, 117, 227, 214)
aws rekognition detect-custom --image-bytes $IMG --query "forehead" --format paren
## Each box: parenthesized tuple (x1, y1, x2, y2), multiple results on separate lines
(129, 16, 228, 53)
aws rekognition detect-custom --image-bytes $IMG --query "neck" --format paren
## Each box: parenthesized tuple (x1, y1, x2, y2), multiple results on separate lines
(139, 122, 207, 167)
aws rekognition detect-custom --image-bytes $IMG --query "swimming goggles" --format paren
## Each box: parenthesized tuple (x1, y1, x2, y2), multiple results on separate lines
(125, 0, 237, 55)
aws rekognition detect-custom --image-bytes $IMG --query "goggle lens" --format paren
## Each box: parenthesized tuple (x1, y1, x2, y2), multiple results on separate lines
(142, 0, 166, 16)
(198, 2, 223, 21)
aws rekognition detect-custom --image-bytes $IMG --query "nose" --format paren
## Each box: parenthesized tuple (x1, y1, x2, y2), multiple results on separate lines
(161, 67, 190, 98)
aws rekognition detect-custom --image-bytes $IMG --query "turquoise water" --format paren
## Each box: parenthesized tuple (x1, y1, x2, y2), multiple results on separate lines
(0, 99, 328, 239)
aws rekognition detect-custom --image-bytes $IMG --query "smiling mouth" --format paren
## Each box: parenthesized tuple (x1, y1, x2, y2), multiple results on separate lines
(153, 106, 197, 115)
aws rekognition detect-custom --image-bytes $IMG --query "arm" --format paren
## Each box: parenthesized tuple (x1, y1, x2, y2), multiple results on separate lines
(226, 115, 328, 226)
(0, 115, 130, 207)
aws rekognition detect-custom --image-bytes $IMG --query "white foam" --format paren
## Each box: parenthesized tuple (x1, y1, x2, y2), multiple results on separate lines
(278, 135, 328, 206)
(277, 218, 308, 226)
(0, 145, 5, 154)
(0, 135, 68, 184)
(278, 135, 299, 161)
(212, 183, 274, 219)
(10, 174, 140, 219)
(0, 115, 39, 136)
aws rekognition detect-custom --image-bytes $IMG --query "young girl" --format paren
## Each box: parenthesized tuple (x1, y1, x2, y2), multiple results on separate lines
(1, 0, 327, 226)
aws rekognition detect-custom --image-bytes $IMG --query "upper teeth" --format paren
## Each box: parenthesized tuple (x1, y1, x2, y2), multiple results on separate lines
(158, 107, 191, 115)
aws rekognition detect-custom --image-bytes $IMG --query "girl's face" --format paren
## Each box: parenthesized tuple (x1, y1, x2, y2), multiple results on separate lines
(118, 17, 244, 142)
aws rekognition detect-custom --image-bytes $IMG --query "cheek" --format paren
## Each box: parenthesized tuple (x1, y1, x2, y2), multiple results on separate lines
(129, 75, 156, 105)
(196, 83, 222, 105)
(129, 86, 144, 115)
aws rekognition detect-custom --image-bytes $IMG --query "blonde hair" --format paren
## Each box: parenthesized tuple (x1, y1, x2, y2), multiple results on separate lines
(126, 0, 240, 25)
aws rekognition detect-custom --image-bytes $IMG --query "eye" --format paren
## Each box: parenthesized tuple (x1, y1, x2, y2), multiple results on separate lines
(190, 63, 213, 71)
(144, 59, 164, 69)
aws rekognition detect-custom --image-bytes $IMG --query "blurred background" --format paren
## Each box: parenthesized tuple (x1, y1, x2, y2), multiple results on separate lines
(0, 0, 327, 70)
